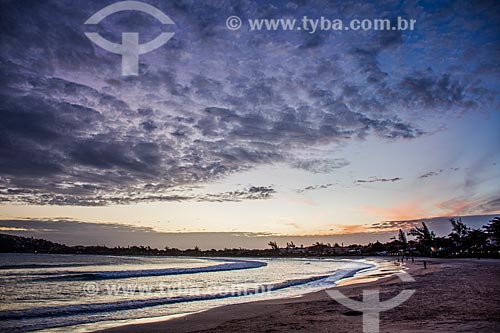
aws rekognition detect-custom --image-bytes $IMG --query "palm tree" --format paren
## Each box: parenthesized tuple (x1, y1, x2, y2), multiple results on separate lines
(398, 229, 408, 246)
(409, 222, 435, 256)
(466, 229, 488, 251)
(484, 217, 500, 246)
(449, 217, 470, 252)
(268, 241, 279, 250)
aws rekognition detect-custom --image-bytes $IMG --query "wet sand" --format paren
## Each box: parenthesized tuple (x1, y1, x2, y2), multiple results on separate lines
(96, 258, 500, 333)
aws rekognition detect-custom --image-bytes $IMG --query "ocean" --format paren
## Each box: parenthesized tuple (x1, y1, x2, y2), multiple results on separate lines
(0, 253, 377, 332)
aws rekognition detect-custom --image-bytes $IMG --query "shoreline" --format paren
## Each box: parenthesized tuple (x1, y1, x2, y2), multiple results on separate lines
(94, 258, 500, 333)
(93, 257, 416, 333)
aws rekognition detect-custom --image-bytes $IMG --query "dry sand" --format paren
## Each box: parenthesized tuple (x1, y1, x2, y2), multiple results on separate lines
(95, 258, 500, 333)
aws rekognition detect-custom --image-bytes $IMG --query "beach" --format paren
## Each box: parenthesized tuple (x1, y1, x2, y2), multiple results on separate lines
(2, 1, 499, 333)
(96, 258, 500, 333)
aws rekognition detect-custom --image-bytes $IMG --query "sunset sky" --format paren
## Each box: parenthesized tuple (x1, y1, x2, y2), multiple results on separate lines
(0, 0, 499, 248)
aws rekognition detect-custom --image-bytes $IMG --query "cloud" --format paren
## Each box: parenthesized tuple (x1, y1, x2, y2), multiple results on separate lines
(198, 186, 276, 202)
(437, 196, 500, 216)
(291, 159, 349, 174)
(419, 170, 444, 179)
(360, 201, 425, 221)
(355, 177, 402, 184)
(3, 214, 497, 249)
(369, 214, 498, 236)
(297, 183, 334, 193)
(330, 224, 371, 234)
(0, 218, 404, 248)
(0, 0, 497, 206)
(0, 184, 276, 206)
(475, 197, 500, 214)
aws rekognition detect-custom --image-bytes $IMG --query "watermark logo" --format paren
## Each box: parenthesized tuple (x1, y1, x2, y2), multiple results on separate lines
(226, 16, 243, 30)
(225, 16, 416, 33)
(82, 281, 274, 297)
(84, 1, 175, 75)
(326, 271, 415, 333)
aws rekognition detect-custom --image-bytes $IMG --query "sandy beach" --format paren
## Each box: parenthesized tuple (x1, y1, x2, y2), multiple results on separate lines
(95, 258, 500, 333)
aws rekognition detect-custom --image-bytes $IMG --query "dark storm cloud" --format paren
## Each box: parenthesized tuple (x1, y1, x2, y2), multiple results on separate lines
(0, 0, 497, 205)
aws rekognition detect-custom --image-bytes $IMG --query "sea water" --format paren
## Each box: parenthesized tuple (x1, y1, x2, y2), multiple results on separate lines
(0, 253, 376, 332)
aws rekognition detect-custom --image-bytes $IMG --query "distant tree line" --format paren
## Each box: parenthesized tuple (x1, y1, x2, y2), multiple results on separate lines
(1, 217, 499, 258)
(403, 217, 500, 257)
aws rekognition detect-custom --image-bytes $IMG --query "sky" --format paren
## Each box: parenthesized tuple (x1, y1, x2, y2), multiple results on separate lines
(0, 0, 499, 249)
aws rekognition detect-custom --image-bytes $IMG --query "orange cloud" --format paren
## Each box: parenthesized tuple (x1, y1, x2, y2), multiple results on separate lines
(360, 201, 426, 221)
(305, 224, 375, 236)
(336, 224, 371, 234)
(436, 199, 476, 216)
(436, 197, 500, 216)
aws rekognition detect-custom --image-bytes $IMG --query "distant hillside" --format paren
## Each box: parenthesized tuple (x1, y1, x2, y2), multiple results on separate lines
(0, 233, 169, 255)
(0, 233, 70, 253)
